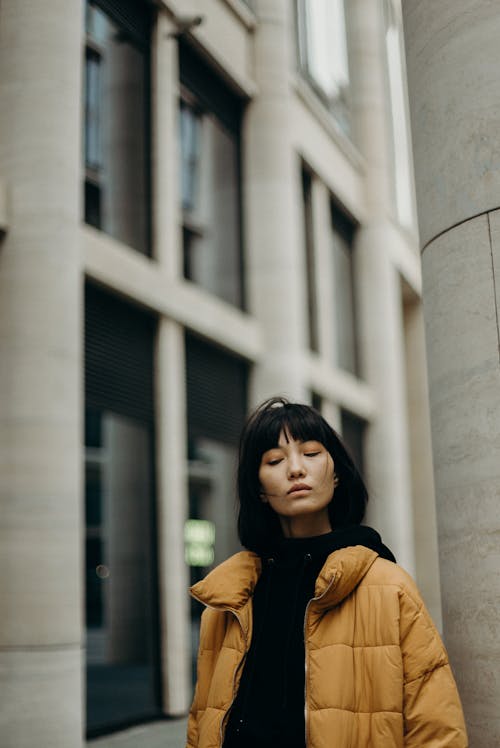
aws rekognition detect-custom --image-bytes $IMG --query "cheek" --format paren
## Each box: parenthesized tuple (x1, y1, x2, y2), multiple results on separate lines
(258, 465, 265, 487)
(323, 456, 335, 489)
(317, 454, 332, 475)
(259, 466, 283, 500)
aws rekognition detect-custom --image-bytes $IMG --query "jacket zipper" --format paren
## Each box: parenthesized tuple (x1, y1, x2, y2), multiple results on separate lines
(303, 572, 338, 748)
(190, 594, 248, 748)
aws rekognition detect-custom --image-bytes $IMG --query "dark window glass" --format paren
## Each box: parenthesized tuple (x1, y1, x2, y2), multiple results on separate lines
(302, 167, 319, 352)
(86, 537, 104, 627)
(185, 333, 248, 686)
(341, 409, 365, 474)
(331, 202, 359, 375)
(84, 1, 151, 255)
(85, 406, 102, 448)
(84, 283, 160, 735)
(179, 42, 244, 308)
(85, 180, 102, 229)
(311, 392, 323, 413)
(85, 462, 103, 526)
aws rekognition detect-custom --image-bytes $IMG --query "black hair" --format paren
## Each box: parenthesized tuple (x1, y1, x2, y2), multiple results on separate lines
(237, 396, 368, 553)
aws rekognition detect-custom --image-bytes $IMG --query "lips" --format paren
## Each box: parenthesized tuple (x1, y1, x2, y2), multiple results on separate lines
(288, 483, 312, 494)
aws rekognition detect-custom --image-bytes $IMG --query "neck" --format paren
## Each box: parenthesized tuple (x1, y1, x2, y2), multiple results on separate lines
(279, 510, 332, 539)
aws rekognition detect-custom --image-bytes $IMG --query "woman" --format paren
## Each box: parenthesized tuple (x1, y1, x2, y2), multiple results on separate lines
(186, 397, 468, 748)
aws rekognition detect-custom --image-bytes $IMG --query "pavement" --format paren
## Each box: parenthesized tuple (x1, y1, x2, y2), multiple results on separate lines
(88, 718, 188, 748)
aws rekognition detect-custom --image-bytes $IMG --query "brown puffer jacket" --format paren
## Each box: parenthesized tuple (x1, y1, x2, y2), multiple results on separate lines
(186, 545, 468, 748)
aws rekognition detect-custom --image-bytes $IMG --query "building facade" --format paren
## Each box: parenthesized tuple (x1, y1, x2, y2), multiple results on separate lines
(0, 0, 442, 745)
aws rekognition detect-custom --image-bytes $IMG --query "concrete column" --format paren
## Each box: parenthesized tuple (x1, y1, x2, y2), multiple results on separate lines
(403, 296, 442, 629)
(155, 319, 190, 715)
(153, 14, 191, 714)
(348, 0, 415, 573)
(402, 2, 500, 743)
(245, 0, 309, 404)
(153, 13, 182, 276)
(0, 2, 83, 747)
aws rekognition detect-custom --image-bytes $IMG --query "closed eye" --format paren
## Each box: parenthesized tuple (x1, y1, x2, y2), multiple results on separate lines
(304, 451, 320, 457)
(267, 458, 283, 466)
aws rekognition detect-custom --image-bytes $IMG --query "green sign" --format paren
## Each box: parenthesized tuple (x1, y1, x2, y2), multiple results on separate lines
(184, 519, 216, 567)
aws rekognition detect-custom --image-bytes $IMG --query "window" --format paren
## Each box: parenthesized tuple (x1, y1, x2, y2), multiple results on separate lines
(84, 1, 152, 255)
(296, 0, 351, 134)
(185, 333, 248, 684)
(384, 0, 414, 228)
(341, 409, 366, 474)
(331, 202, 359, 375)
(179, 41, 244, 308)
(84, 283, 159, 734)
(311, 392, 323, 413)
(85, 47, 102, 174)
(302, 167, 319, 352)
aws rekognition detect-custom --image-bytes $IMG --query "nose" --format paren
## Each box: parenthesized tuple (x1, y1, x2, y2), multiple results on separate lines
(287, 454, 306, 479)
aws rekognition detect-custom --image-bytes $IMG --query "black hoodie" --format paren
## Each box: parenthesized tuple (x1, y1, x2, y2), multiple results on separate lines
(223, 525, 395, 748)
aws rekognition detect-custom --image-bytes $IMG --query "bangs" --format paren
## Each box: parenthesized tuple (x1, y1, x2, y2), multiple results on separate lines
(252, 402, 332, 459)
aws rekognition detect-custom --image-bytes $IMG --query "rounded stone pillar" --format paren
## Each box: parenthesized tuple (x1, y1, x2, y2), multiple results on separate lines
(347, 0, 415, 573)
(245, 0, 309, 403)
(0, 2, 84, 746)
(402, 1, 500, 743)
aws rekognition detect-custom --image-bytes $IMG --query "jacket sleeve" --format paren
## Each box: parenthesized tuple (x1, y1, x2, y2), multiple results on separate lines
(399, 576, 468, 747)
(186, 607, 228, 748)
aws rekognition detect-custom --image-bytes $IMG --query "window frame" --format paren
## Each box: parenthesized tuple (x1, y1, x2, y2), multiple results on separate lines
(301, 164, 320, 353)
(330, 198, 360, 376)
(84, 282, 162, 737)
(178, 41, 246, 309)
(295, 0, 352, 135)
(83, 0, 153, 256)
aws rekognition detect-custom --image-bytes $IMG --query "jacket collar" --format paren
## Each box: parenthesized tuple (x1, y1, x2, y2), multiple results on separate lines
(190, 551, 262, 611)
(190, 546, 379, 612)
(312, 545, 379, 610)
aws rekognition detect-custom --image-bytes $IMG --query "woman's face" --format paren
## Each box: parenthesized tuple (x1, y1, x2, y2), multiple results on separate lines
(258, 429, 335, 537)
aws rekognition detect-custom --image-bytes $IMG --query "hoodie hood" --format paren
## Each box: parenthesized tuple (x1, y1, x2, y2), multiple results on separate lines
(271, 524, 395, 566)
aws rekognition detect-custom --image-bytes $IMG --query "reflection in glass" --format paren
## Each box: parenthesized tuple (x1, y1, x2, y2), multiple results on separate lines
(302, 167, 319, 352)
(85, 408, 157, 732)
(297, 0, 351, 134)
(185, 333, 248, 688)
(84, 2, 150, 254)
(341, 409, 366, 475)
(385, 0, 414, 228)
(187, 437, 240, 685)
(180, 102, 202, 213)
(180, 96, 243, 308)
(331, 204, 358, 375)
(85, 47, 102, 171)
